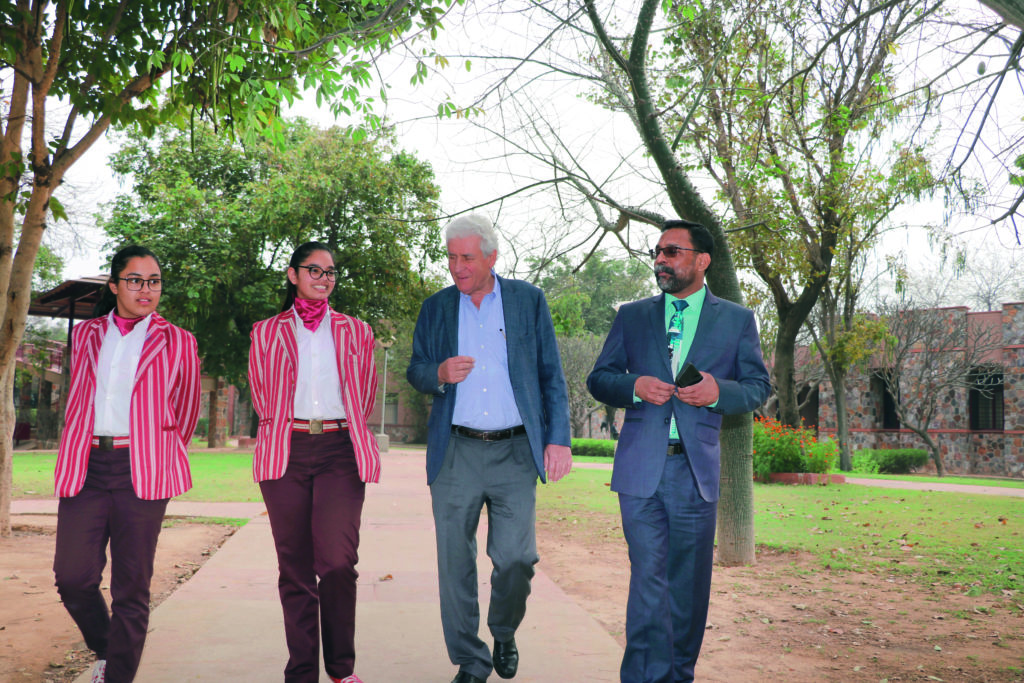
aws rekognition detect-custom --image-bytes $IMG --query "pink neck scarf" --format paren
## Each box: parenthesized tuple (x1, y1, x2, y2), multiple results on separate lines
(293, 298, 328, 331)
(112, 312, 144, 336)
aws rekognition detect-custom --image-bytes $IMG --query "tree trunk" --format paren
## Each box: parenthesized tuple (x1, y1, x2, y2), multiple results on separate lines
(716, 413, 755, 566)
(0, 364, 15, 536)
(832, 372, 853, 471)
(773, 315, 802, 428)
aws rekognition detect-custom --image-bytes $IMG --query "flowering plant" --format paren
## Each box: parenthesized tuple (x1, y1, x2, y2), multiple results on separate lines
(752, 417, 838, 480)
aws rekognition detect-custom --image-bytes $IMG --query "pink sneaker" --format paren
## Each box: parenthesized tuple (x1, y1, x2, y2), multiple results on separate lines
(331, 676, 364, 683)
(90, 660, 106, 683)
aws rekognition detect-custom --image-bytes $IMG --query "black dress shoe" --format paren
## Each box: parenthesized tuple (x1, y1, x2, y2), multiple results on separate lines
(492, 638, 519, 679)
(451, 672, 486, 683)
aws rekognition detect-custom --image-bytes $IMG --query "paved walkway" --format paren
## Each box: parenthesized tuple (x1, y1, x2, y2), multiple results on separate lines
(14, 448, 622, 682)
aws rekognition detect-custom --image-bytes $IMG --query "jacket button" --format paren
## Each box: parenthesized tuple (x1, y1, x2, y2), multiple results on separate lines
(664, 417, 671, 424)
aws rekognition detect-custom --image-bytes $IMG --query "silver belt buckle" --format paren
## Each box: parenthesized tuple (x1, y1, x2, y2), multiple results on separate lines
(309, 419, 324, 435)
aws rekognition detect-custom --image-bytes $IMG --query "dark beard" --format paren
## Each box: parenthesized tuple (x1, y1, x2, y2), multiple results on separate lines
(655, 265, 688, 294)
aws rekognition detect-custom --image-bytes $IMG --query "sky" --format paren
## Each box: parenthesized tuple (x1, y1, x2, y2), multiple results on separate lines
(50, 0, 1023, 304)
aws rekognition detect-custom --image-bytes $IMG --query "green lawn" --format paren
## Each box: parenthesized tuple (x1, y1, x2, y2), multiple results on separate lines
(537, 467, 1023, 594)
(13, 452, 261, 502)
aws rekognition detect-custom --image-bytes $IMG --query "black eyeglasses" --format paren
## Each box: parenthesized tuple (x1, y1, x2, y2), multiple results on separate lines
(296, 265, 338, 281)
(117, 277, 162, 291)
(649, 245, 701, 260)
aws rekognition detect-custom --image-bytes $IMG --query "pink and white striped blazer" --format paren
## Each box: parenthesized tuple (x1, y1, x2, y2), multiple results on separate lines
(54, 314, 202, 500)
(248, 309, 381, 483)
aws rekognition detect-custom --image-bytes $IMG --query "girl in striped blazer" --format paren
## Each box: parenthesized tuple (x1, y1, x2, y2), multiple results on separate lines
(249, 242, 380, 683)
(53, 245, 201, 683)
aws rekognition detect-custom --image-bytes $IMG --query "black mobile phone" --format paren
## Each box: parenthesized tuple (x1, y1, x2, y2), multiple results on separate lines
(674, 362, 703, 387)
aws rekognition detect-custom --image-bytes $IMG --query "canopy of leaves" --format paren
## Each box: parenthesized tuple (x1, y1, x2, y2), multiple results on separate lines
(99, 119, 444, 384)
(536, 251, 655, 338)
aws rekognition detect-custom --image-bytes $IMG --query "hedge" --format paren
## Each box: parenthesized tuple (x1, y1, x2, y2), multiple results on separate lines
(851, 448, 929, 474)
(571, 438, 616, 458)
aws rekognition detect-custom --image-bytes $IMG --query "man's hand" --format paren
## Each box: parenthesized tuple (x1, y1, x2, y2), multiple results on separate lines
(544, 444, 573, 482)
(676, 372, 720, 407)
(634, 376, 678, 405)
(438, 356, 475, 384)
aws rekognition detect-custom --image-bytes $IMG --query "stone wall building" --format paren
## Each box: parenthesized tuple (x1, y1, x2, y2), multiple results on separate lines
(816, 301, 1023, 478)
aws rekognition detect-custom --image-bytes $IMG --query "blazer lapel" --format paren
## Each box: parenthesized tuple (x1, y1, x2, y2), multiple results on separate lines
(647, 294, 672, 375)
(329, 311, 349, 382)
(684, 286, 723, 367)
(78, 318, 107, 398)
(134, 315, 169, 385)
(274, 311, 299, 379)
(443, 286, 459, 357)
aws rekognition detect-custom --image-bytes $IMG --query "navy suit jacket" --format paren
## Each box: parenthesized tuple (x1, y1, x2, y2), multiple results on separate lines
(587, 287, 770, 502)
(407, 276, 572, 484)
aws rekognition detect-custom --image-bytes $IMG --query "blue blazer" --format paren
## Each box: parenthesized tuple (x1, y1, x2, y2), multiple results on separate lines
(407, 276, 572, 484)
(587, 287, 770, 502)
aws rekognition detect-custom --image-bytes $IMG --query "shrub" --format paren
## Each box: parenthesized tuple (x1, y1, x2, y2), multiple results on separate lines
(851, 448, 929, 474)
(752, 417, 809, 480)
(753, 417, 838, 480)
(804, 437, 839, 474)
(571, 438, 616, 458)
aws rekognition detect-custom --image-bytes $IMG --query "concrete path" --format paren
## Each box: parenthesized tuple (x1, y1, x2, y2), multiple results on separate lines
(844, 477, 1024, 497)
(15, 449, 622, 682)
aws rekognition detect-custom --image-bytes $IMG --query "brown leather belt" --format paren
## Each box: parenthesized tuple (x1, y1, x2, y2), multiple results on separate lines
(293, 419, 347, 434)
(92, 436, 130, 450)
(667, 443, 685, 455)
(451, 424, 527, 442)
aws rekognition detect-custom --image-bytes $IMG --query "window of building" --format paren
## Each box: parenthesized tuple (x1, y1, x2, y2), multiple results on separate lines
(870, 371, 900, 429)
(968, 367, 1004, 431)
(383, 392, 399, 425)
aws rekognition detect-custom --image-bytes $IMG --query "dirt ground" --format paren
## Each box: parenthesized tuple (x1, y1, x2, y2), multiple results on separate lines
(0, 515, 236, 683)
(2, 509, 1022, 682)
(536, 513, 1024, 683)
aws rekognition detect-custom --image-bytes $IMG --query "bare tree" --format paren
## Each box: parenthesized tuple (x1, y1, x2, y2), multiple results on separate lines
(874, 294, 1005, 475)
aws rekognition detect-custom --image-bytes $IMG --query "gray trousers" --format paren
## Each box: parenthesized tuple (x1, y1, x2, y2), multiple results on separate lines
(430, 432, 539, 680)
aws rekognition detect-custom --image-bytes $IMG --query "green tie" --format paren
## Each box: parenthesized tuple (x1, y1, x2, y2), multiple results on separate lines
(668, 299, 687, 441)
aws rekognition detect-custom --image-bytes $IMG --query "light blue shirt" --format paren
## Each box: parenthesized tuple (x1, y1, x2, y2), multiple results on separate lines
(452, 274, 524, 430)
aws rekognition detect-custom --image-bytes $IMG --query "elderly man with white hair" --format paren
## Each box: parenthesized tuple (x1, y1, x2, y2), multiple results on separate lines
(407, 213, 573, 683)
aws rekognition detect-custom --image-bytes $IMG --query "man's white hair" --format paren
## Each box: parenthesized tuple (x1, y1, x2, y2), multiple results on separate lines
(444, 213, 499, 256)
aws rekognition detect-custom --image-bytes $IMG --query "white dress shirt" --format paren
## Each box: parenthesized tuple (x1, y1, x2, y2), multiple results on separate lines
(93, 311, 151, 436)
(292, 309, 346, 420)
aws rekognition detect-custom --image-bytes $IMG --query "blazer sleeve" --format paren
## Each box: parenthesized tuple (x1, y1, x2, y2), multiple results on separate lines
(533, 290, 571, 446)
(173, 330, 203, 442)
(358, 322, 378, 418)
(587, 307, 645, 408)
(406, 299, 445, 396)
(248, 323, 269, 419)
(711, 308, 771, 415)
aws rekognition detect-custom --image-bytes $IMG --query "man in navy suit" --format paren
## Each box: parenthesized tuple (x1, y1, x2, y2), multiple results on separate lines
(588, 219, 770, 683)
(407, 214, 572, 683)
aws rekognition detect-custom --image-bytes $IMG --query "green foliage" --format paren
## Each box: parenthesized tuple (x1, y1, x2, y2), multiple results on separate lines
(0, 0, 458, 152)
(852, 449, 930, 475)
(557, 333, 606, 437)
(537, 252, 654, 338)
(753, 417, 837, 479)
(99, 120, 444, 384)
(571, 438, 616, 458)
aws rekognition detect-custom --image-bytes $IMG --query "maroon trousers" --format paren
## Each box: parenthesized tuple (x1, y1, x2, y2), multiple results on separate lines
(53, 446, 169, 683)
(260, 429, 366, 683)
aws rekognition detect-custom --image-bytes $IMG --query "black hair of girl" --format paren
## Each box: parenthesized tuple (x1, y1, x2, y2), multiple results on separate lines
(281, 241, 336, 312)
(92, 245, 162, 318)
